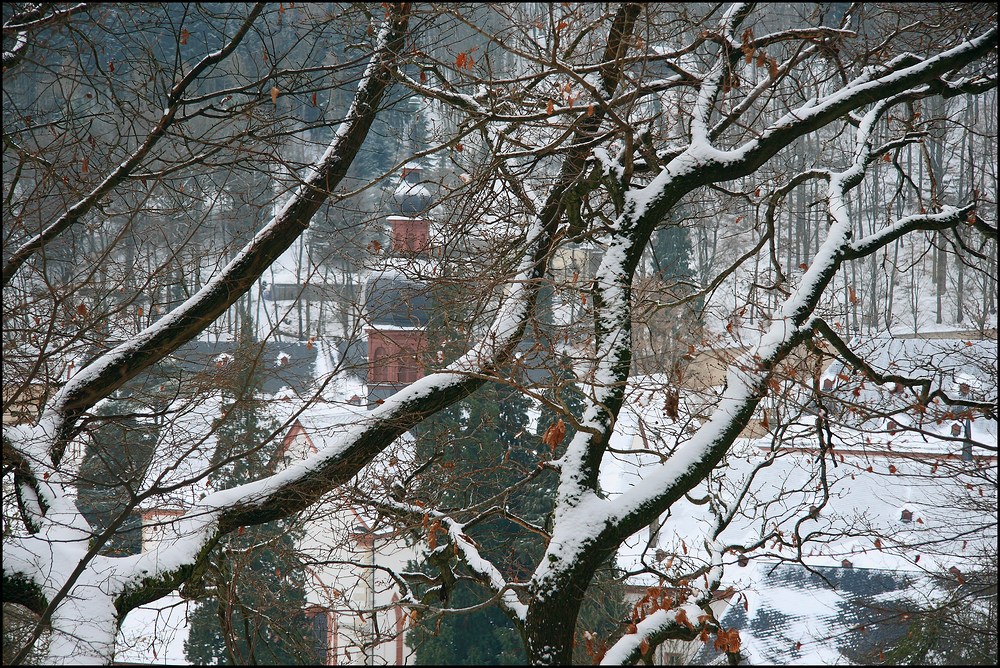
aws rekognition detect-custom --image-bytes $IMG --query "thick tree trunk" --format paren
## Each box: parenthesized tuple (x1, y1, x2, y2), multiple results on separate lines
(524, 545, 615, 666)
(525, 593, 585, 666)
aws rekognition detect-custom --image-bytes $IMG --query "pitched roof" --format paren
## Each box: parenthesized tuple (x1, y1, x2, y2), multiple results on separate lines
(603, 375, 996, 582)
(816, 335, 997, 449)
(362, 273, 431, 328)
(691, 562, 929, 665)
(168, 339, 321, 396)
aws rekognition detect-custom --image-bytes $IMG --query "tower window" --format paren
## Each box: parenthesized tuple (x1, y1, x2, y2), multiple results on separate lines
(372, 347, 387, 383)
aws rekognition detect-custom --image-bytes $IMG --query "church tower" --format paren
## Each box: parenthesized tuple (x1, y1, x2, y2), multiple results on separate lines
(365, 164, 432, 405)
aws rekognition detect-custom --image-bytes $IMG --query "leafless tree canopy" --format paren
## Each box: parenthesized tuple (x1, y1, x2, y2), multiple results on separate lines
(3, 3, 997, 665)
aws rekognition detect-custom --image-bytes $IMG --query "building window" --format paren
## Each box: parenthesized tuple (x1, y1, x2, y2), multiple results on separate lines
(372, 347, 386, 383)
(398, 362, 417, 384)
(900, 509, 913, 523)
(306, 606, 335, 665)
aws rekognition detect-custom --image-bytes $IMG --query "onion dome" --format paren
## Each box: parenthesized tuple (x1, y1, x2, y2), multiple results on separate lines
(391, 163, 432, 217)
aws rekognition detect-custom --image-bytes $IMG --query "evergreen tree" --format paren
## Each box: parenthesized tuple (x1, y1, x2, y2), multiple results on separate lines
(643, 213, 705, 373)
(650, 215, 703, 318)
(650, 223, 695, 285)
(76, 395, 160, 556)
(185, 332, 320, 666)
(408, 381, 534, 665)
(409, 375, 628, 664)
(883, 558, 998, 666)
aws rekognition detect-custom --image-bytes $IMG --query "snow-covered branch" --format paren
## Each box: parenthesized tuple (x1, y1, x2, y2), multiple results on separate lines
(600, 603, 709, 665)
(526, 20, 996, 660)
(2, 3, 90, 70)
(844, 205, 975, 260)
(4, 4, 995, 665)
(3, 6, 414, 663)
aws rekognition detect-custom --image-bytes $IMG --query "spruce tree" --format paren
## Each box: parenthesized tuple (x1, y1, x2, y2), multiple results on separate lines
(76, 395, 160, 556)
(408, 381, 534, 665)
(408, 350, 629, 664)
(185, 332, 320, 666)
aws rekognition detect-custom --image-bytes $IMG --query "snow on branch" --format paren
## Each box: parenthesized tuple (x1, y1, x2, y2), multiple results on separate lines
(601, 529, 728, 665)
(600, 603, 708, 665)
(109, 4, 654, 629)
(527, 26, 996, 639)
(844, 205, 975, 260)
(31, 5, 404, 464)
(366, 496, 530, 624)
(2, 4, 89, 69)
(442, 516, 529, 622)
(576, 54, 987, 569)
(3, 8, 414, 663)
(689, 3, 754, 145)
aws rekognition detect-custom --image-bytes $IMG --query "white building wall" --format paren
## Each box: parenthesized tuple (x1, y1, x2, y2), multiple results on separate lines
(298, 506, 418, 665)
(283, 421, 419, 665)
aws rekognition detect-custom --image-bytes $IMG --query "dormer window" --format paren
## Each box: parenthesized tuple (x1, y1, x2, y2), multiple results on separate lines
(900, 509, 913, 523)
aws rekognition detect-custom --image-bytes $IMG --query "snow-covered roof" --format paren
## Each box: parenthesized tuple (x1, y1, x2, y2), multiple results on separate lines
(286, 401, 370, 452)
(602, 374, 997, 583)
(812, 335, 997, 453)
(362, 256, 440, 279)
(163, 339, 322, 396)
(386, 214, 429, 222)
(691, 562, 934, 665)
(137, 394, 302, 511)
(282, 400, 417, 532)
(820, 335, 996, 395)
(362, 271, 432, 328)
(391, 176, 433, 217)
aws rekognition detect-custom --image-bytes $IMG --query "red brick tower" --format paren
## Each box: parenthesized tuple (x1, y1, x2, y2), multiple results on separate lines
(366, 165, 432, 403)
